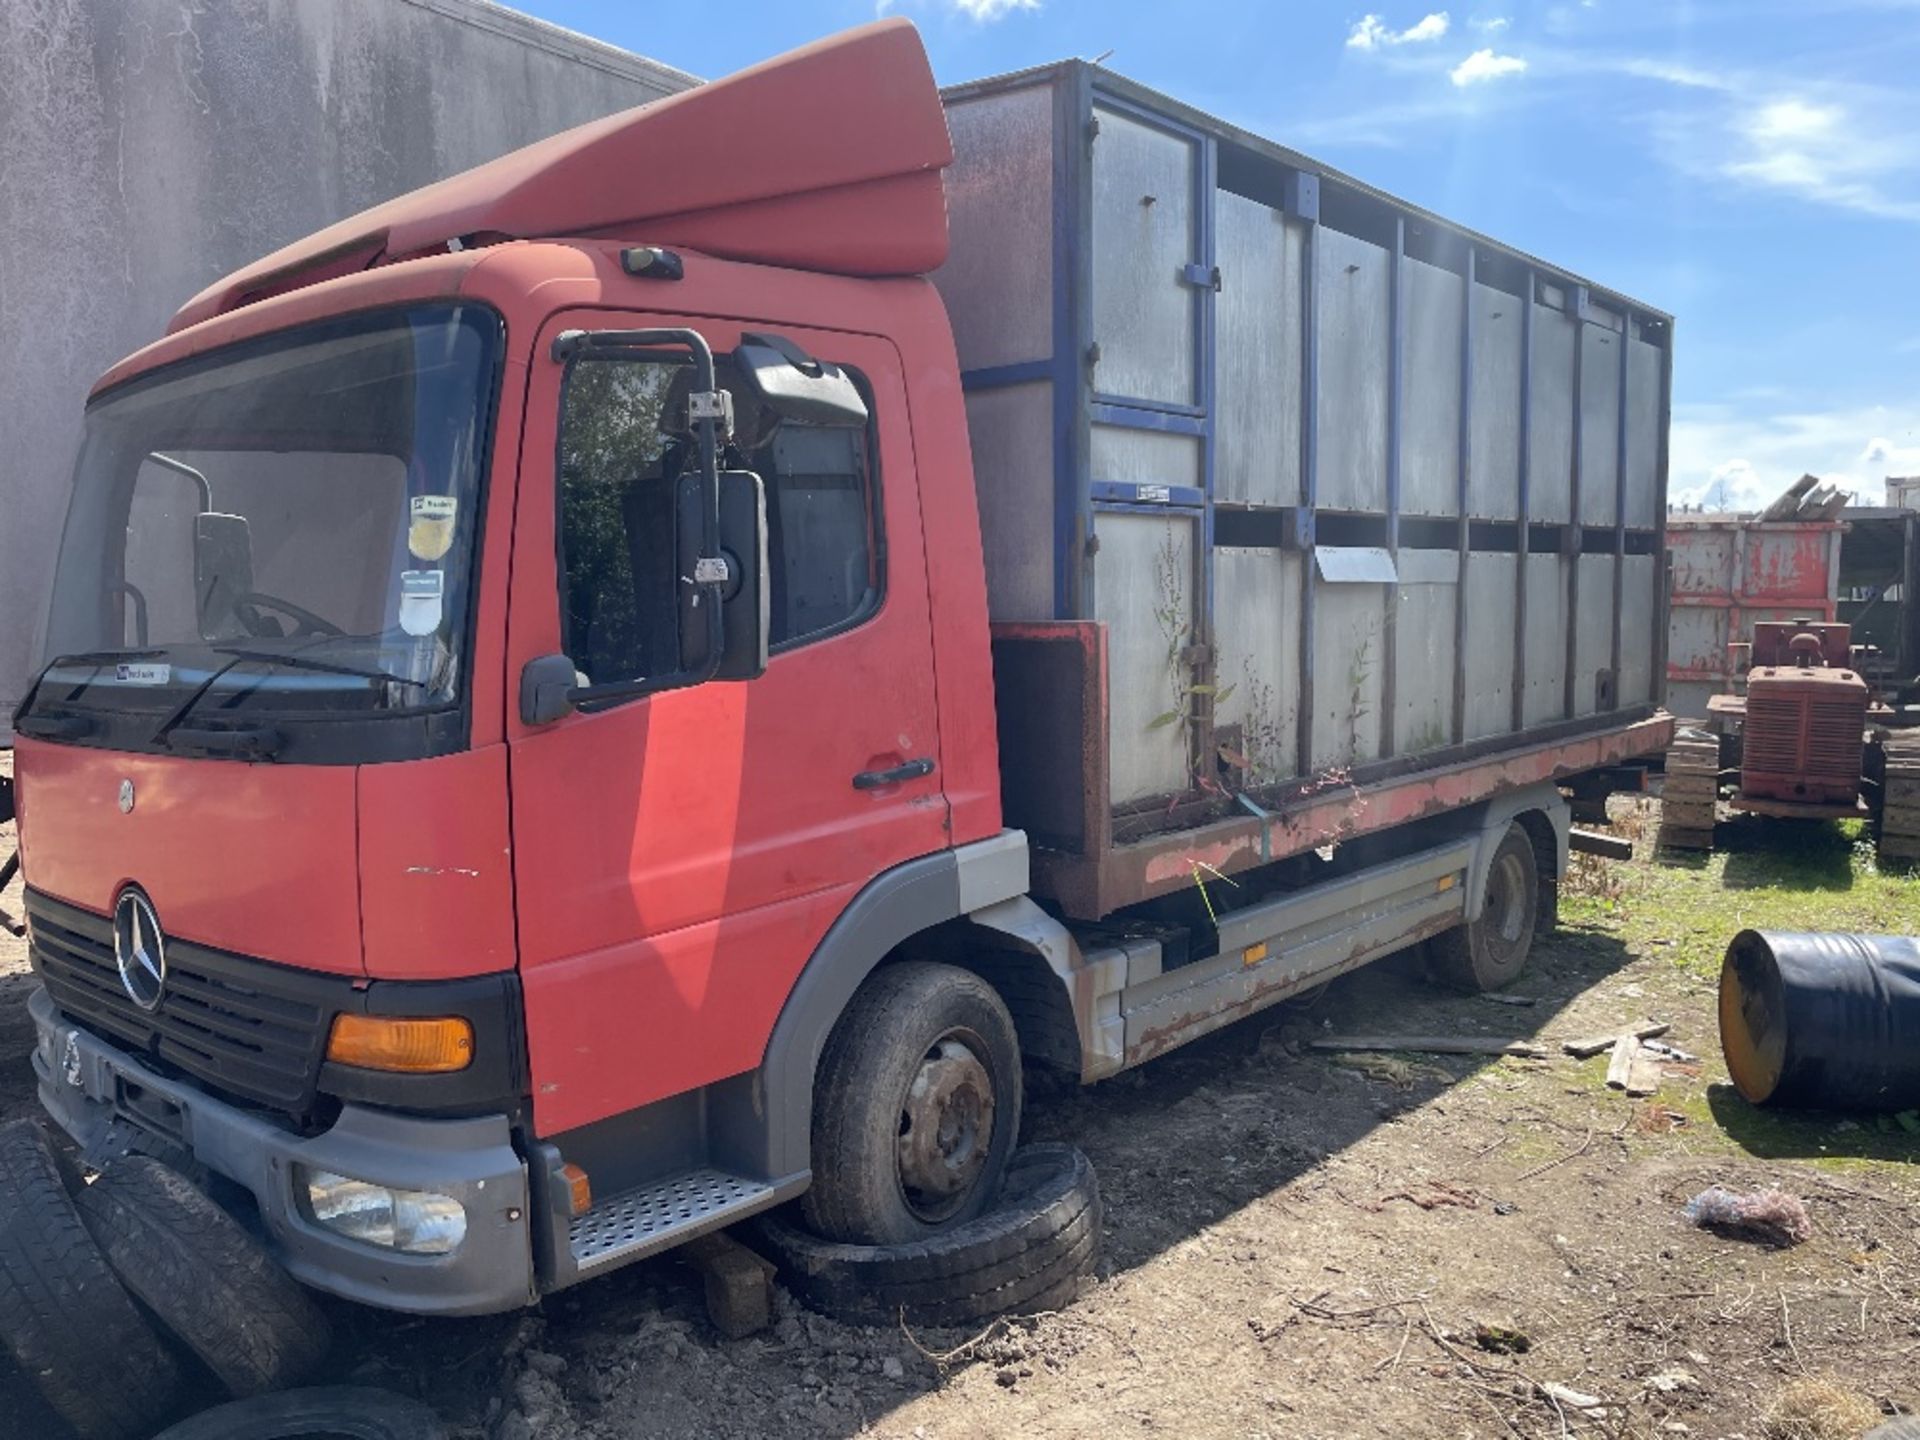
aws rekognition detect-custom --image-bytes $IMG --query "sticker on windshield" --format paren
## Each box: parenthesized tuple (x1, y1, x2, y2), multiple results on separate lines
(398, 569, 445, 637)
(113, 663, 171, 685)
(408, 495, 458, 562)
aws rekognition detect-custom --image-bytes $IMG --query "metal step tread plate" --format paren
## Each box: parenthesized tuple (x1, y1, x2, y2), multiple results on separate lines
(570, 1168, 775, 1276)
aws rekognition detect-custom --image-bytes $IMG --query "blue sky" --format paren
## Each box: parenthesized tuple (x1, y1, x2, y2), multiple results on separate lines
(515, 0, 1920, 509)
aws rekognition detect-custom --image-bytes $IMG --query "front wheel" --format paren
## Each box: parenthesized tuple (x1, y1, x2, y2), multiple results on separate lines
(1430, 824, 1540, 991)
(801, 961, 1023, 1246)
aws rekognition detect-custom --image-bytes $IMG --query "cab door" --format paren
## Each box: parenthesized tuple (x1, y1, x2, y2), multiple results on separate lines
(505, 310, 949, 1137)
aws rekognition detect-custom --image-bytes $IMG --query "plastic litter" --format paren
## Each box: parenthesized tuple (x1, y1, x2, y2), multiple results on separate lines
(1682, 1185, 1812, 1247)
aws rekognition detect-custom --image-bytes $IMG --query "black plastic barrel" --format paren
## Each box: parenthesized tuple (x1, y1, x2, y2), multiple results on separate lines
(1720, 930, 1920, 1109)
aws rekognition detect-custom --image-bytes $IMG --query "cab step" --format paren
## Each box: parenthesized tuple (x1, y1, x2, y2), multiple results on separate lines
(568, 1168, 778, 1277)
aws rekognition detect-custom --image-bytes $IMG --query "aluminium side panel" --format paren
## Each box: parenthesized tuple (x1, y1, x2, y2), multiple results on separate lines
(1214, 546, 1303, 783)
(1394, 550, 1459, 750)
(1467, 281, 1523, 520)
(1528, 301, 1577, 525)
(1573, 553, 1615, 714)
(964, 384, 1055, 620)
(1401, 257, 1464, 518)
(1093, 511, 1198, 803)
(1463, 553, 1518, 739)
(1214, 193, 1303, 508)
(1089, 105, 1200, 408)
(1315, 228, 1391, 514)
(1578, 325, 1622, 527)
(935, 87, 1056, 371)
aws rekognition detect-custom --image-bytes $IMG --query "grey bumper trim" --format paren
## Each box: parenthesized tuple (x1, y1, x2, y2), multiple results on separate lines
(30, 984, 536, 1316)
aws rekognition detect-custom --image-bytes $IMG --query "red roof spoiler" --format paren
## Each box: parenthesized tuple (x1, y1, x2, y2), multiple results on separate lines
(169, 19, 953, 335)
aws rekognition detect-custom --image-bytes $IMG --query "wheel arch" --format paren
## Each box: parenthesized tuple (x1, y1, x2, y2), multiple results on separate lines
(748, 832, 1031, 1179)
(1465, 783, 1569, 928)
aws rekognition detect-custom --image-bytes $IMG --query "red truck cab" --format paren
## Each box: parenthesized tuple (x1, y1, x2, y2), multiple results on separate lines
(18, 22, 1036, 1312)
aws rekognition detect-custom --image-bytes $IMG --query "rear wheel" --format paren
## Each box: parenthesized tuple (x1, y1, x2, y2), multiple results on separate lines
(801, 961, 1023, 1246)
(1430, 825, 1540, 992)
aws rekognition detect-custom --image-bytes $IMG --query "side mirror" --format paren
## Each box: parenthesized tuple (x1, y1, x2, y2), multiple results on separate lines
(734, 333, 869, 428)
(193, 512, 255, 640)
(676, 470, 769, 681)
(519, 653, 578, 726)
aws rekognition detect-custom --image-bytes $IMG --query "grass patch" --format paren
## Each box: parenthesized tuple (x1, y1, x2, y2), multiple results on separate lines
(1548, 799, 1920, 1176)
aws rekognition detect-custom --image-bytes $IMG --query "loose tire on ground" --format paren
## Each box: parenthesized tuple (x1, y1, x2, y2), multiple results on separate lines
(751, 1142, 1100, 1327)
(148, 1387, 448, 1440)
(0, 1119, 179, 1440)
(801, 960, 1024, 1246)
(77, 1155, 332, 1397)
(1429, 824, 1540, 992)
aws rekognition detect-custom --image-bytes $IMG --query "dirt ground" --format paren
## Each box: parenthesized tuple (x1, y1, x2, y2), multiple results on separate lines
(1, 791, 1916, 1439)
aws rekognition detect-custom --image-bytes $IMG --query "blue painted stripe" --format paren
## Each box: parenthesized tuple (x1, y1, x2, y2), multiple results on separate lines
(1090, 402, 1208, 437)
(1090, 391, 1207, 420)
(961, 359, 1053, 391)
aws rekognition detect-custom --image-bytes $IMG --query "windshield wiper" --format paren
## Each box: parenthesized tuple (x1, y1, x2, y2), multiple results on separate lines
(150, 646, 431, 756)
(208, 645, 432, 691)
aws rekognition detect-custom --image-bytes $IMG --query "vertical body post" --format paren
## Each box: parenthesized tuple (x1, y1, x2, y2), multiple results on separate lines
(1452, 246, 1476, 745)
(1563, 289, 1585, 720)
(1381, 216, 1405, 757)
(1511, 271, 1535, 734)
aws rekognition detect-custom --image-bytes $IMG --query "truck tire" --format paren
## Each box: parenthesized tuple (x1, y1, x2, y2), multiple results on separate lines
(0, 1119, 179, 1440)
(750, 1143, 1100, 1326)
(76, 1156, 331, 1397)
(1430, 825, 1539, 992)
(148, 1387, 447, 1440)
(801, 960, 1023, 1246)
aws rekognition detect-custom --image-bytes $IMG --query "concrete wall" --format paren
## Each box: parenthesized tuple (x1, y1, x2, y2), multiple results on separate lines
(0, 0, 696, 725)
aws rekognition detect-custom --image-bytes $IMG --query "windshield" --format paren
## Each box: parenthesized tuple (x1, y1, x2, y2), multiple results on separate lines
(27, 305, 501, 760)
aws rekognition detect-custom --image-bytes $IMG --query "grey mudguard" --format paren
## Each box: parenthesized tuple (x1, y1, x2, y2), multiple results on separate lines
(1467, 782, 1570, 919)
(751, 831, 1030, 1178)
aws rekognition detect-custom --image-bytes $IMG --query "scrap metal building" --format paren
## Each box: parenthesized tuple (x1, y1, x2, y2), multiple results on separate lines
(0, 0, 695, 727)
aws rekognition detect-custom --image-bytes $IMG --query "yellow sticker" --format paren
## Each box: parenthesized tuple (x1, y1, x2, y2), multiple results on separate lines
(408, 495, 458, 561)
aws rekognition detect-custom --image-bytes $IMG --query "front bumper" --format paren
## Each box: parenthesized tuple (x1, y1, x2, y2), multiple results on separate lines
(30, 984, 536, 1315)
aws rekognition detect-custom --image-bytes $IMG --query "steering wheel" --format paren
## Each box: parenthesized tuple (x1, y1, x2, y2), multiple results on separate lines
(235, 591, 345, 639)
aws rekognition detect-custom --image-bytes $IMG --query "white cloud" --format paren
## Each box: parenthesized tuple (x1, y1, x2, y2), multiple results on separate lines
(1347, 11, 1451, 49)
(880, 0, 1038, 19)
(1450, 48, 1528, 85)
(1471, 15, 1511, 31)
(1667, 401, 1920, 510)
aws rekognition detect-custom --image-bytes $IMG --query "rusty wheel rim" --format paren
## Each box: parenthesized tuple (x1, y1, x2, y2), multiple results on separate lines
(1486, 848, 1531, 959)
(895, 1030, 997, 1223)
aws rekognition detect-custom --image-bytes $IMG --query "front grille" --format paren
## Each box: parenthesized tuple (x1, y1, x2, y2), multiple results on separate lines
(27, 890, 344, 1118)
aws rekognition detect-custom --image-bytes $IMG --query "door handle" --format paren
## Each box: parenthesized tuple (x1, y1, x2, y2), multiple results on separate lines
(852, 757, 936, 790)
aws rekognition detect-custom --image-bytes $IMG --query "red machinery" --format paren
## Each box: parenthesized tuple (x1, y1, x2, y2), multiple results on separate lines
(1661, 617, 1918, 859)
(1739, 621, 1869, 808)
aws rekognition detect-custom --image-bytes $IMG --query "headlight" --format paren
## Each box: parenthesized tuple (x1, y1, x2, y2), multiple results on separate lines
(300, 1167, 467, 1255)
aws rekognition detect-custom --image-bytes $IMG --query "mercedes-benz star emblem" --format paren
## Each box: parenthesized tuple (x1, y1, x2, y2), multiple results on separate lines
(118, 779, 135, 814)
(113, 891, 167, 1012)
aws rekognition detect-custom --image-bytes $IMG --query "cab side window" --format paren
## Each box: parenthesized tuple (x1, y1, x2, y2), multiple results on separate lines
(555, 353, 882, 686)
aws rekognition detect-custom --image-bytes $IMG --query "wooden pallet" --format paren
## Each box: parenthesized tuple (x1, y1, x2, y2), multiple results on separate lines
(1880, 739, 1920, 864)
(1659, 736, 1722, 851)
